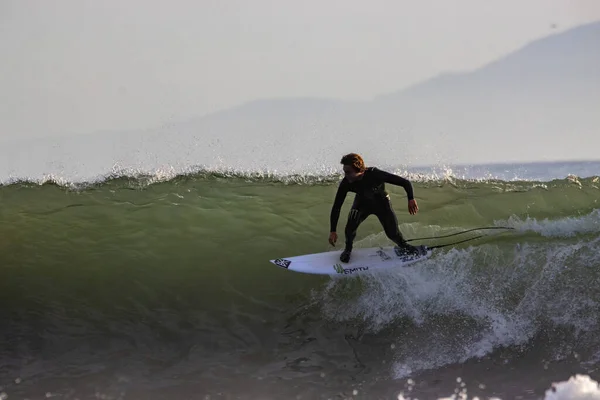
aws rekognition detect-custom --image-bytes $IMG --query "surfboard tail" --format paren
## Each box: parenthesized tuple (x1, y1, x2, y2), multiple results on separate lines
(271, 258, 292, 269)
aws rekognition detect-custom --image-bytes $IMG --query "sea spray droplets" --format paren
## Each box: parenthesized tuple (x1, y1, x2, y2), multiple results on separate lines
(4, 159, 600, 189)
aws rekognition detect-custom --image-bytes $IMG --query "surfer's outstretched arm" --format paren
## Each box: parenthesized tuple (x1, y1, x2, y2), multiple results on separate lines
(371, 168, 415, 200)
(329, 181, 349, 233)
(372, 168, 418, 215)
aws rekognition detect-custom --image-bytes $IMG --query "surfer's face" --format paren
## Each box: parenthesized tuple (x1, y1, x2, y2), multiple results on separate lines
(343, 165, 362, 182)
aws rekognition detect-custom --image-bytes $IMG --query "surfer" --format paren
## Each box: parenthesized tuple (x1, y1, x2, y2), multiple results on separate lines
(328, 153, 421, 263)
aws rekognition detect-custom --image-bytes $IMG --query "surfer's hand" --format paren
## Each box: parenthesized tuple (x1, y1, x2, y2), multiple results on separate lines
(408, 199, 419, 215)
(328, 232, 338, 246)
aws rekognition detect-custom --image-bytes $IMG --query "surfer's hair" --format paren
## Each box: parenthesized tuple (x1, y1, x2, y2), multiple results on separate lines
(341, 153, 366, 173)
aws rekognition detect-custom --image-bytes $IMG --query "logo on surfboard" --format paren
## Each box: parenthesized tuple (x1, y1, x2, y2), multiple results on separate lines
(273, 258, 291, 269)
(368, 247, 392, 261)
(333, 263, 369, 275)
(376, 249, 391, 261)
(394, 245, 428, 261)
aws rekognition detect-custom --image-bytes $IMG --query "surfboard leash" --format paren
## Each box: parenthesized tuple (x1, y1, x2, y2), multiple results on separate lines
(406, 226, 514, 243)
(425, 234, 486, 250)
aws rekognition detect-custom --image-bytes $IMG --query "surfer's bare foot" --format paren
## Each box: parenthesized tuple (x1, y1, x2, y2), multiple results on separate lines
(340, 249, 351, 263)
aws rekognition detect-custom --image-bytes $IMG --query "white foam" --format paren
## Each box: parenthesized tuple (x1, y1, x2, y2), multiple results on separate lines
(395, 374, 600, 400)
(500, 209, 600, 238)
(544, 375, 600, 400)
(315, 222, 600, 380)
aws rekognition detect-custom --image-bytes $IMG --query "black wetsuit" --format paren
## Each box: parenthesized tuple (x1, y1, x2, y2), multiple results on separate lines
(330, 167, 415, 252)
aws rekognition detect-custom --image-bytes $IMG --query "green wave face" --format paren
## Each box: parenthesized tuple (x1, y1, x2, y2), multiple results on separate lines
(1, 171, 599, 398)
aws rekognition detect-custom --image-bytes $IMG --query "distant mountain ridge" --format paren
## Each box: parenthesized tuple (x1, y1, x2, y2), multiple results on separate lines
(168, 21, 598, 167)
(3, 21, 598, 179)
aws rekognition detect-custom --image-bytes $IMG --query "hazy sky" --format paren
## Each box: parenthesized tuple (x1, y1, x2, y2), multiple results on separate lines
(2, 0, 600, 141)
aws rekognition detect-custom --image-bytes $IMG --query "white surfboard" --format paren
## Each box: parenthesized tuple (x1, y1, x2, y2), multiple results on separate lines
(270, 245, 433, 276)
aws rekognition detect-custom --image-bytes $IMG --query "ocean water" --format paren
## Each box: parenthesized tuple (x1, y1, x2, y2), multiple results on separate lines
(1, 147, 600, 399)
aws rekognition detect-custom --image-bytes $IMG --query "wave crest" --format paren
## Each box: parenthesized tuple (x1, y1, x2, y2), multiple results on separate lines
(2, 165, 599, 191)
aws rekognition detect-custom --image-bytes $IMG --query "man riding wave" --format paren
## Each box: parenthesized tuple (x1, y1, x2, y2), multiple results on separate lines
(328, 153, 422, 263)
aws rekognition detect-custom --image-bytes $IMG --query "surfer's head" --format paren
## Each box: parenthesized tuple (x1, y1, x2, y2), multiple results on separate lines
(341, 153, 365, 182)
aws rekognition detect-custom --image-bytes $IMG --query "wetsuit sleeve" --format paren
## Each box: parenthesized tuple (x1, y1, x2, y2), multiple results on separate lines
(329, 180, 349, 232)
(372, 168, 415, 200)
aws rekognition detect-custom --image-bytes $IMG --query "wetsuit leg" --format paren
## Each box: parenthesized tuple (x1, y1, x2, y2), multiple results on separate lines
(344, 200, 371, 251)
(374, 196, 409, 247)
